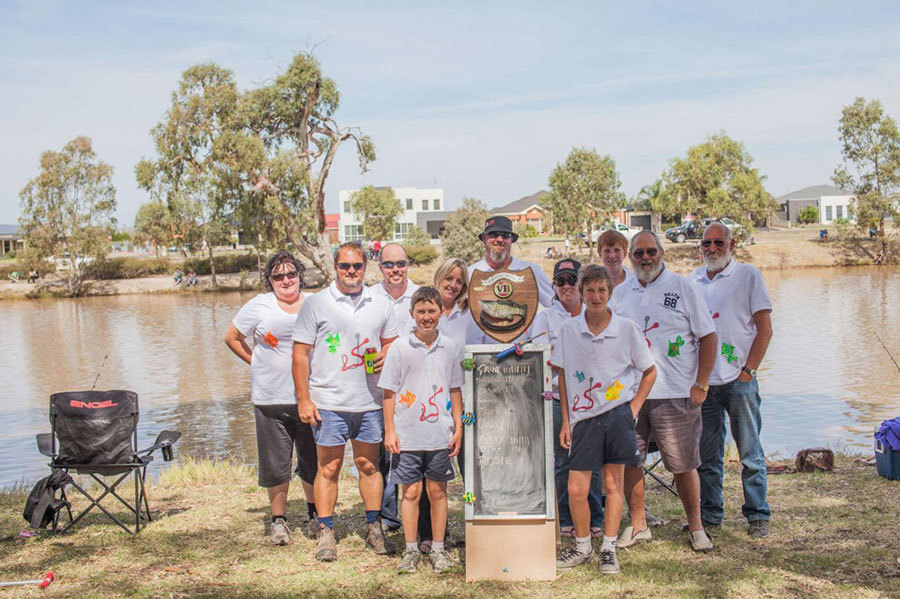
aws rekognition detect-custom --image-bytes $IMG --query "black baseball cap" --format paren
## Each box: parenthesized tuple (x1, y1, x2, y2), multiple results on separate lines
(553, 258, 581, 278)
(478, 215, 519, 242)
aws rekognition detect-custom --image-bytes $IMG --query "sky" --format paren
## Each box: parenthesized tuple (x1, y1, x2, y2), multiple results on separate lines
(2, 0, 899, 226)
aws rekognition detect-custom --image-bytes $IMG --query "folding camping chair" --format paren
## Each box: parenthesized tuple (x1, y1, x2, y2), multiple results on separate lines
(644, 440, 678, 498)
(35, 390, 181, 534)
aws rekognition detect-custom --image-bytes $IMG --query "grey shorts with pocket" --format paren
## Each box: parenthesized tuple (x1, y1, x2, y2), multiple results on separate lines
(388, 449, 456, 484)
(634, 397, 702, 474)
(254, 403, 318, 488)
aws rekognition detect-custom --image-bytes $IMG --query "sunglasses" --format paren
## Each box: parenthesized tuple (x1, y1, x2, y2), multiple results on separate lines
(554, 275, 578, 287)
(270, 270, 299, 282)
(633, 248, 659, 258)
(701, 239, 727, 248)
(486, 231, 513, 240)
(337, 262, 365, 271)
(380, 260, 408, 269)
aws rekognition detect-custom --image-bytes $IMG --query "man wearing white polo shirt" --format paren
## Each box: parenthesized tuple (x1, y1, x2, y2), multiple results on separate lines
(372, 243, 419, 335)
(612, 231, 717, 553)
(293, 241, 399, 562)
(692, 222, 773, 538)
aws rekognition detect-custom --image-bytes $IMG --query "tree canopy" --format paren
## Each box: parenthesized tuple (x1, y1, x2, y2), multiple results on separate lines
(441, 197, 490, 263)
(19, 136, 117, 296)
(348, 186, 402, 241)
(133, 201, 174, 257)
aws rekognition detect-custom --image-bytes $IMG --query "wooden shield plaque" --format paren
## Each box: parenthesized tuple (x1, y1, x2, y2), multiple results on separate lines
(468, 268, 539, 343)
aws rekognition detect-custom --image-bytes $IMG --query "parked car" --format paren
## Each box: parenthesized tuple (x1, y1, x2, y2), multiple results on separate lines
(665, 220, 706, 243)
(590, 222, 642, 243)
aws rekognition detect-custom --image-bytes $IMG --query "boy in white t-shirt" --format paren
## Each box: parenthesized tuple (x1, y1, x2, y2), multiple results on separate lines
(552, 264, 656, 574)
(379, 286, 463, 574)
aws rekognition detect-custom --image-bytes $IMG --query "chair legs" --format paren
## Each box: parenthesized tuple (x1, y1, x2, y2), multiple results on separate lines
(644, 456, 679, 498)
(57, 467, 151, 535)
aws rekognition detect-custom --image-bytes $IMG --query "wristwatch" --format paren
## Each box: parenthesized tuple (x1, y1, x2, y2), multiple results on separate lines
(741, 366, 757, 378)
(693, 382, 709, 392)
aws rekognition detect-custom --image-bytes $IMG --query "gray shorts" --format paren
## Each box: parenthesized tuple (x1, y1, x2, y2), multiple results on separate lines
(388, 450, 456, 484)
(569, 402, 641, 471)
(635, 397, 702, 474)
(254, 404, 318, 488)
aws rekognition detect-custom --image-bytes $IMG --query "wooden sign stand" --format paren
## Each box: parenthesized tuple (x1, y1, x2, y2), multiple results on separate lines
(463, 344, 556, 582)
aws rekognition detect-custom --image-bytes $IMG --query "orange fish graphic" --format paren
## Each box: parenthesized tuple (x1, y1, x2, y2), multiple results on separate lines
(262, 331, 278, 347)
(605, 380, 624, 401)
(399, 391, 416, 407)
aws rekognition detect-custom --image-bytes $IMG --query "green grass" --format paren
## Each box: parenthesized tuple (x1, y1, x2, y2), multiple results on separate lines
(1, 455, 897, 598)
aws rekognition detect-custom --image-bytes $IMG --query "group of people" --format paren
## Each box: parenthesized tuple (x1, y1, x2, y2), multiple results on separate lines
(173, 268, 198, 287)
(224, 214, 773, 577)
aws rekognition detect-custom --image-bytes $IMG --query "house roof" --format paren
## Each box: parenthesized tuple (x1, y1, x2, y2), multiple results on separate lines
(0, 224, 22, 236)
(776, 185, 849, 202)
(493, 190, 549, 215)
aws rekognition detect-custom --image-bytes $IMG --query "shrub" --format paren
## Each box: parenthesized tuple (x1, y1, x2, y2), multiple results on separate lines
(405, 225, 431, 247)
(84, 257, 172, 280)
(183, 253, 259, 276)
(441, 197, 489, 263)
(405, 244, 438, 265)
(797, 205, 819, 225)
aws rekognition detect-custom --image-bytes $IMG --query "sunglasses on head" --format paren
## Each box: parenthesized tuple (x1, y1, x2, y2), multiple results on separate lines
(633, 248, 659, 258)
(701, 239, 727, 248)
(270, 270, 299, 282)
(554, 275, 578, 287)
(380, 260, 408, 269)
(486, 231, 513, 240)
(337, 262, 365, 271)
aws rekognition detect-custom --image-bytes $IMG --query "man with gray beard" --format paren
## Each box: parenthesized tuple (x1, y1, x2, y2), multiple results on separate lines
(611, 231, 717, 553)
(690, 222, 773, 538)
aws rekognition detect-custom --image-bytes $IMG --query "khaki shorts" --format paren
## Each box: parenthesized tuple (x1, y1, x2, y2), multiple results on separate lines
(635, 397, 701, 474)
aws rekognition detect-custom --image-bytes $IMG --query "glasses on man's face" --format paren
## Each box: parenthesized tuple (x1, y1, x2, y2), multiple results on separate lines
(633, 248, 659, 259)
(337, 262, 365, 271)
(701, 239, 726, 248)
(486, 231, 512, 240)
(554, 275, 577, 287)
(380, 260, 408, 269)
(270, 270, 299, 282)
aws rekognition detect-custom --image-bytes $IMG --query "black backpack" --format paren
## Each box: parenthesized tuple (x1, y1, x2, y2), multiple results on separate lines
(23, 471, 73, 529)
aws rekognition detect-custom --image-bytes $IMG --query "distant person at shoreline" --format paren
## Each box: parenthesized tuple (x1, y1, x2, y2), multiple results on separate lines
(173, 268, 183, 286)
(185, 268, 198, 287)
(224, 250, 318, 545)
(691, 222, 773, 538)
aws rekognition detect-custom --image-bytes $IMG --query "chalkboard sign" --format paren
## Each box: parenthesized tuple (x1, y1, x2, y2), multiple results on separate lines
(464, 344, 554, 521)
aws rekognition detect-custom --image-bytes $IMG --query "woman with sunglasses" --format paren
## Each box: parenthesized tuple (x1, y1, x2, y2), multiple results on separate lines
(530, 259, 605, 539)
(224, 250, 318, 546)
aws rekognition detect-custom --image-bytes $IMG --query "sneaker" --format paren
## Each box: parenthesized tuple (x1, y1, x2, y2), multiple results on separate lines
(306, 518, 319, 539)
(560, 525, 575, 538)
(748, 520, 770, 538)
(315, 526, 337, 562)
(598, 548, 620, 574)
(366, 521, 394, 555)
(689, 530, 714, 553)
(590, 526, 604, 539)
(617, 526, 652, 549)
(397, 547, 420, 573)
(682, 520, 720, 532)
(644, 507, 664, 527)
(419, 539, 433, 554)
(429, 548, 454, 572)
(556, 547, 594, 569)
(270, 517, 290, 546)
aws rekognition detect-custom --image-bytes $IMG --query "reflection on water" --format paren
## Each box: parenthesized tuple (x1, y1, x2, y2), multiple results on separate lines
(1, 266, 898, 487)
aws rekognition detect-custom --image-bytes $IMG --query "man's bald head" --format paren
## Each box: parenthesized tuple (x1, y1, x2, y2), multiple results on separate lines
(704, 221, 732, 242)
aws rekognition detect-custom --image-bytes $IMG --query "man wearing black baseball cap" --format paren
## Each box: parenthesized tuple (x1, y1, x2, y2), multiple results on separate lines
(467, 215, 553, 311)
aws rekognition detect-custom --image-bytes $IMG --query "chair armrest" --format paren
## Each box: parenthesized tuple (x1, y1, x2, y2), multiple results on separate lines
(36, 433, 55, 458)
(137, 430, 182, 456)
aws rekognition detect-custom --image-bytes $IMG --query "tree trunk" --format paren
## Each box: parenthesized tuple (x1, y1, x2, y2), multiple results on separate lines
(154, 240, 159, 259)
(287, 229, 335, 286)
(586, 220, 594, 262)
(257, 249, 264, 286)
(207, 244, 217, 288)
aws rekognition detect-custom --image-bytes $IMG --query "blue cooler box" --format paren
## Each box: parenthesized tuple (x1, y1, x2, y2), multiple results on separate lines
(875, 438, 900, 481)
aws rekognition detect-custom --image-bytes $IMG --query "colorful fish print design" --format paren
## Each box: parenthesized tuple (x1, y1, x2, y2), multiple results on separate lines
(325, 333, 341, 354)
(721, 342, 739, 364)
(420, 385, 442, 423)
(262, 331, 278, 348)
(575, 370, 586, 383)
(667, 335, 685, 357)
(572, 378, 602, 412)
(399, 391, 416, 407)
(605, 380, 624, 401)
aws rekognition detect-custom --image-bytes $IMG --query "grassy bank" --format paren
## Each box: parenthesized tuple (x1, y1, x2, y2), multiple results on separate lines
(1, 455, 897, 598)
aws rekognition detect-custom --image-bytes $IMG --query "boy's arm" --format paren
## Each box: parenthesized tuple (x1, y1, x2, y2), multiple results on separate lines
(558, 370, 572, 450)
(382, 389, 400, 454)
(630, 365, 657, 419)
(448, 387, 463, 457)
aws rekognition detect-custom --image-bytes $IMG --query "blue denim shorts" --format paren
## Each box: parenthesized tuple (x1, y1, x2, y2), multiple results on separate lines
(313, 409, 384, 446)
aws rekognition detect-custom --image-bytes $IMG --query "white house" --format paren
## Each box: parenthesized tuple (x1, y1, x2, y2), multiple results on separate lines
(775, 185, 855, 225)
(338, 187, 444, 243)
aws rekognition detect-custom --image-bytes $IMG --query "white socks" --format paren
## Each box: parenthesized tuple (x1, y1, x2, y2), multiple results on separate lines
(575, 536, 592, 554)
(601, 535, 616, 552)
(406, 542, 417, 552)
(432, 541, 445, 552)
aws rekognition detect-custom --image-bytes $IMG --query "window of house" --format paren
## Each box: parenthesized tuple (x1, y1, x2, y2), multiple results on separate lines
(422, 199, 429, 211)
(826, 205, 833, 221)
(393, 222, 410, 240)
(344, 225, 363, 241)
(406, 198, 412, 210)
(433, 198, 440, 210)
(836, 205, 843, 219)
(343, 201, 351, 213)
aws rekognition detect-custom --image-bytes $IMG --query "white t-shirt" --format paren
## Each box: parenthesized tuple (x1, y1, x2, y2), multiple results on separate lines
(378, 332, 464, 451)
(690, 260, 772, 385)
(611, 267, 716, 399)
(232, 292, 305, 405)
(468, 256, 554, 308)
(550, 311, 655, 427)
(437, 303, 472, 349)
(371, 280, 420, 336)
(292, 282, 399, 412)
(530, 299, 582, 399)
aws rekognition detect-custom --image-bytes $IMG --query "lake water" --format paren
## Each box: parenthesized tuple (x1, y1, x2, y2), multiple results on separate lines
(1, 266, 898, 488)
